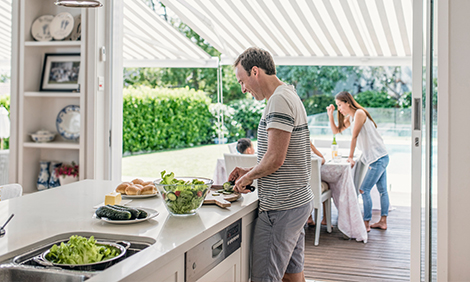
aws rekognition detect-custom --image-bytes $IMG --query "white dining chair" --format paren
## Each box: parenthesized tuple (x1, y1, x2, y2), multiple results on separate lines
(310, 158, 332, 246)
(223, 153, 258, 187)
(0, 183, 23, 201)
(227, 142, 238, 154)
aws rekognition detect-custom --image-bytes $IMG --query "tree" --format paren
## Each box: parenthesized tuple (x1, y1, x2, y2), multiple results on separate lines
(276, 66, 355, 100)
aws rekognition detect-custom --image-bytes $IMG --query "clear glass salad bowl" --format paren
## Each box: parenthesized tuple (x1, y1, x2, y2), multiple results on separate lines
(154, 176, 213, 216)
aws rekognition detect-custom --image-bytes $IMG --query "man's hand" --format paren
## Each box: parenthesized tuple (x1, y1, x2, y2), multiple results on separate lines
(228, 167, 253, 194)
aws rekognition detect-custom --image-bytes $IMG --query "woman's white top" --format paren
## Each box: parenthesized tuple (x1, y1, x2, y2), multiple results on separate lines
(350, 110, 388, 166)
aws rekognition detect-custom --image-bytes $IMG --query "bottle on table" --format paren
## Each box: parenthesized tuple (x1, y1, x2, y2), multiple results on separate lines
(331, 135, 338, 159)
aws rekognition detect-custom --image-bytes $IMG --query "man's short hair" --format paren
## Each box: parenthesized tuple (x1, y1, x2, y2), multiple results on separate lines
(233, 47, 276, 76)
(237, 138, 252, 154)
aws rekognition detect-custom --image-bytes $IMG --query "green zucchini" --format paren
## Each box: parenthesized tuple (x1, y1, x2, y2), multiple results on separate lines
(136, 208, 148, 219)
(113, 205, 141, 219)
(96, 205, 131, 220)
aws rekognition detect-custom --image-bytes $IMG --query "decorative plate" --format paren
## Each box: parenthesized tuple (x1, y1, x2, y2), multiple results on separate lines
(93, 208, 159, 224)
(65, 14, 81, 41)
(31, 15, 54, 41)
(56, 105, 80, 140)
(50, 12, 74, 40)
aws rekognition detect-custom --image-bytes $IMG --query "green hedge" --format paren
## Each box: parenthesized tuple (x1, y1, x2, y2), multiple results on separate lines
(123, 86, 214, 153)
(230, 99, 265, 139)
(303, 94, 335, 115)
(354, 90, 398, 108)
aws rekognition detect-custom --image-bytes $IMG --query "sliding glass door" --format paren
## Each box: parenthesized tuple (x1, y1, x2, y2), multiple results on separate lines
(411, 0, 438, 280)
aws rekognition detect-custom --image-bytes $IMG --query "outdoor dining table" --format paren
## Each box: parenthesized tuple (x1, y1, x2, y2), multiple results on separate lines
(212, 148, 368, 242)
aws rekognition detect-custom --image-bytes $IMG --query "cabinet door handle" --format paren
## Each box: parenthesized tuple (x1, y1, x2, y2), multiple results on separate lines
(211, 239, 224, 258)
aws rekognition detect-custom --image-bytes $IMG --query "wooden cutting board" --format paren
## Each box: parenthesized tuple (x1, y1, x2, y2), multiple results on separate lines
(204, 185, 241, 208)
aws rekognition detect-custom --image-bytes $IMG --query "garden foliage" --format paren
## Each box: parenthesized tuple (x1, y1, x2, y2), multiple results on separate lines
(123, 86, 214, 153)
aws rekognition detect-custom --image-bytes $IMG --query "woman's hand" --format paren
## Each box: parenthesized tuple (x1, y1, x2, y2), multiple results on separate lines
(347, 157, 355, 168)
(326, 104, 335, 117)
(321, 157, 326, 165)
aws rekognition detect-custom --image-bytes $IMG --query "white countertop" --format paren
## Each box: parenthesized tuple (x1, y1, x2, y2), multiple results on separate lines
(0, 180, 259, 281)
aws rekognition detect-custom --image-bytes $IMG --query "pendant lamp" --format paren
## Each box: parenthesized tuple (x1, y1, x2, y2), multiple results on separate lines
(54, 0, 103, 8)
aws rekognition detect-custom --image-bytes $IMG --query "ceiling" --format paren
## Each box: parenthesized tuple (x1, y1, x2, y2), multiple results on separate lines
(159, 0, 412, 66)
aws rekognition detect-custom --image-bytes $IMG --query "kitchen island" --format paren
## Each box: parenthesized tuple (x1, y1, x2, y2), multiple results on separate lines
(0, 180, 259, 281)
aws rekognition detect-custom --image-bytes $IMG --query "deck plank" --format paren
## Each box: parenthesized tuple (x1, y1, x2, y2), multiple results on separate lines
(303, 206, 411, 281)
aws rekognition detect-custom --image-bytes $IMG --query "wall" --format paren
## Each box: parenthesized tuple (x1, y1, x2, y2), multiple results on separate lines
(439, 0, 470, 280)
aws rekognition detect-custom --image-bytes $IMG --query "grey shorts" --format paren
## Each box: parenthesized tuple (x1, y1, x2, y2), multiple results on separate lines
(251, 200, 314, 282)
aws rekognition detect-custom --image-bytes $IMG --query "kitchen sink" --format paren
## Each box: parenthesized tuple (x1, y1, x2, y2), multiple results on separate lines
(0, 264, 88, 282)
(0, 232, 156, 281)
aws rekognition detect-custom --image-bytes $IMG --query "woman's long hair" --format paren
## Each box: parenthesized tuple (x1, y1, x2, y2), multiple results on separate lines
(336, 91, 377, 131)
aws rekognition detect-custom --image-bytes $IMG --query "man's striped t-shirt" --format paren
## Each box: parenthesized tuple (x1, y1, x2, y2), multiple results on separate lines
(257, 84, 314, 212)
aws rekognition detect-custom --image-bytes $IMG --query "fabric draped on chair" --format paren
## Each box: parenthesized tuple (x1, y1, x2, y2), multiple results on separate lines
(227, 142, 238, 154)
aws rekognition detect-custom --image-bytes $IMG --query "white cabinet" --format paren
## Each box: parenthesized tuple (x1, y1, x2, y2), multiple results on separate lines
(14, 0, 87, 193)
(122, 254, 185, 282)
(196, 249, 241, 282)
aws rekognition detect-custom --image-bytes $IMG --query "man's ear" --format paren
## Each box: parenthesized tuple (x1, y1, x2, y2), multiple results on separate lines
(252, 66, 258, 76)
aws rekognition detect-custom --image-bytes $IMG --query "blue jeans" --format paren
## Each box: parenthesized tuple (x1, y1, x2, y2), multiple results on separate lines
(359, 155, 390, 221)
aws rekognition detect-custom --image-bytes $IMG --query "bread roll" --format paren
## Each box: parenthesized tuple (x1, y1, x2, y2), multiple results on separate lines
(133, 184, 144, 190)
(125, 185, 142, 195)
(131, 178, 144, 185)
(142, 181, 153, 186)
(141, 184, 157, 195)
(116, 182, 131, 194)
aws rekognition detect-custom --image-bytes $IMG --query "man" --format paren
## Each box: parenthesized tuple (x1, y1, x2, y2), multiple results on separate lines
(229, 47, 314, 282)
(237, 138, 255, 154)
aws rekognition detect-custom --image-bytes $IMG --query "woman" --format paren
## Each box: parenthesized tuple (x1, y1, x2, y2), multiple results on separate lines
(327, 91, 389, 232)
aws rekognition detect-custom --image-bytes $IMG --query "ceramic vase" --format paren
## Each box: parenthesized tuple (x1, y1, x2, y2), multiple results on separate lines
(59, 175, 78, 186)
(48, 162, 62, 188)
(37, 161, 50, 191)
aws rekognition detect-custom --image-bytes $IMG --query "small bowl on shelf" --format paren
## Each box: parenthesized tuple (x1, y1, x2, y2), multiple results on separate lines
(30, 130, 56, 143)
(154, 176, 213, 216)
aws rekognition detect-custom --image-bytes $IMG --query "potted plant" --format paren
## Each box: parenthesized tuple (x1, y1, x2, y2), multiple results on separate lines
(55, 162, 79, 186)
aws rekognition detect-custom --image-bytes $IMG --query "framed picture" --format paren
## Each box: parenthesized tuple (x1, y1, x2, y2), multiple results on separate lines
(40, 53, 81, 92)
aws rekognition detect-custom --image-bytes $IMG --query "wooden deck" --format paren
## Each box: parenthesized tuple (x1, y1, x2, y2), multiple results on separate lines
(304, 206, 411, 282)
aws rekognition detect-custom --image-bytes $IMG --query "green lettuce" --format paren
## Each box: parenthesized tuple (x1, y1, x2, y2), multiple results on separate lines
(45, 235, 120, 265)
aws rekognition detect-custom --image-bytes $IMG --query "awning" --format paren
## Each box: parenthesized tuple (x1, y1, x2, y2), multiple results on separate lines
(0, 0, 12, 67)
(159, 0, 412, 66)
(1, 0, 412, 68)
(123, 0, 218, 68)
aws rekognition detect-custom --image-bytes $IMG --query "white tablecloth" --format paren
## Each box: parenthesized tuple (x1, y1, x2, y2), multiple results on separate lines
(322, 159, 368, 243)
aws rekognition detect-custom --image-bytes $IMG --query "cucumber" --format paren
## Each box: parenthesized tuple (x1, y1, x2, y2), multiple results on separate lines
(96, 205, 131, 220)
(166, 192, 177, 201)
(223, 181, 233, 192)
(136, 208, 148, 219)
(113, 205, 141, 219)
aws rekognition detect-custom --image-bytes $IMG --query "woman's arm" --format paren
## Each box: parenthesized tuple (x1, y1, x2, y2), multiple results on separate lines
(310, 142, 326, 164)
(326, 104, 350, 134)
(348, 110, 367, 168)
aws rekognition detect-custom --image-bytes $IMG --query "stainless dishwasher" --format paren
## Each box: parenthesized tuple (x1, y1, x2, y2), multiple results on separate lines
(185, 219, 242, 282)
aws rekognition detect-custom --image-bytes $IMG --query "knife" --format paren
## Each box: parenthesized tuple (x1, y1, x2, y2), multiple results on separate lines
(223, 181, 256, 192)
